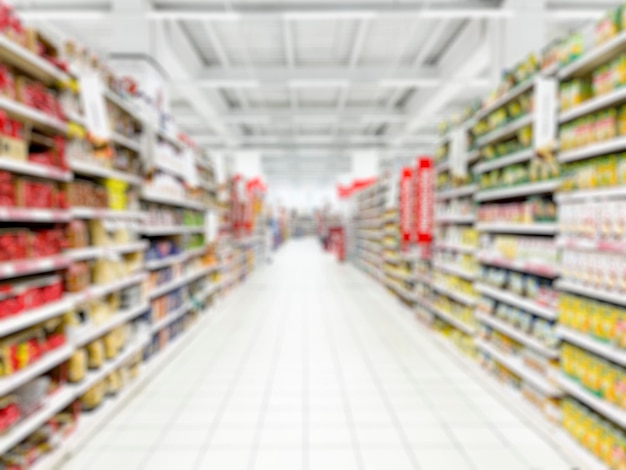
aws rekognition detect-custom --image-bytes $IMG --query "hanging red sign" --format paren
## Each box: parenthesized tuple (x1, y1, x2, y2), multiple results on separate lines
(399, 167, 413, 247)
(414, 156, 434, 244)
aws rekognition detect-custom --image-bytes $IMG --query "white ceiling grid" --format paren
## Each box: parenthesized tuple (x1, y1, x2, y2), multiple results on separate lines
(13, 0, 621, 183)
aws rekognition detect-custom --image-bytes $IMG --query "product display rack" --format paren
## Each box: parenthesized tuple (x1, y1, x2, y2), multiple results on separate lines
(428, 126, 481, 356)
(353, 180, 387, 282)
(0, 12, 258, 468)
(554, 25, 626, 469)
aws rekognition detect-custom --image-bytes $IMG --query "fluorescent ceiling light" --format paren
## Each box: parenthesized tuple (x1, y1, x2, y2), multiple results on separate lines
(379, 78, 489, 88)
(419, 8, 513, 19)
(18, 9, 108, 20)
(198, 80, 260, 89)
(549, 10, 604, 21)
(288, 80, 351, 88)
(282, 10, 376, 21)
(149, 11, 242, 21)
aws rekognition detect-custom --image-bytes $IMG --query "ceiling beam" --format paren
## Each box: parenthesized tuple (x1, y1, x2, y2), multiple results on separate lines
(17, 3, 612, 21)
(217, 109, 412, 123)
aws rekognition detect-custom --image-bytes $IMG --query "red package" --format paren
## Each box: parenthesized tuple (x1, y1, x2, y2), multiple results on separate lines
(0, 230, 29, 262)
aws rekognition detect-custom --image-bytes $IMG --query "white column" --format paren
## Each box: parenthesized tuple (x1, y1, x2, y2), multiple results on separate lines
(350, 150, 379, 180)
(500, 0, 547, 70)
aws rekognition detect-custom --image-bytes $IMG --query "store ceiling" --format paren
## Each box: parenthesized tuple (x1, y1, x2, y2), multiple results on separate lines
(12, 0, 616, 184)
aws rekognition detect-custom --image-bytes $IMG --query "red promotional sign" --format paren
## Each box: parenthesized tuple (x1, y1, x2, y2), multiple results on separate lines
(336, 177, 377, 199)
(399, 167, 413, 247)
(414, 156, 434, 244)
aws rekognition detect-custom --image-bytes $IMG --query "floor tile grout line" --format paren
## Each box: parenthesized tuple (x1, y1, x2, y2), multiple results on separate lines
(302, 284, 310, 470)
(136, 287, 269, 469)
(188, 286, 281, 469)
(330, 270, 422, 470)
(347, 263, 569, 469)
(346, 282, 484, 470)
(245, 283, 291, 470)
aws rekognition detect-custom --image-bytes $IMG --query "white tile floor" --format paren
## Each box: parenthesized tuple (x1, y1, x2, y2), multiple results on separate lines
(63, 239, 574, 470)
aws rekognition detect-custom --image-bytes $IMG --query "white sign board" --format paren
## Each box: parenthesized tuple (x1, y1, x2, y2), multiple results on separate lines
(533, 78, 558, 149)
(79, 73, 110, 140)
(183, 147, 199, 188)
(450, 129, 468, 179)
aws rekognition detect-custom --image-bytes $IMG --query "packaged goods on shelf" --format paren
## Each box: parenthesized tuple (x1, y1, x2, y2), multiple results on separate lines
(559, 292, 626, 346)
(473, 93, 534, 139)
(0, 275, 64, 319)
(435, 198, 474, 219)
(561, 250, 626, 293)
(479, 266, 558, 308)
(478, 199, 557, 224)
(481, 127, 532, 161)
(479, 156, 559, 190)
(561, 343, 626, 407)
(436, 226, 479, 249)
(0, 317, 66, 376)
(559, 199, 626, 240)
(560, 111, 626, 151)
(561, 154, 626, 191)
(562, 398, 626, 470)
(481, 235, 559, 269)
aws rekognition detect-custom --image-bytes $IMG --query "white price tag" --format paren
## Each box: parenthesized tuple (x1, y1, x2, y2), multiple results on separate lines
(533, 78, 558, 150)
(450, 129, 468, 179)
(79, 73, 110, 140)
(183, 148, 199, 188)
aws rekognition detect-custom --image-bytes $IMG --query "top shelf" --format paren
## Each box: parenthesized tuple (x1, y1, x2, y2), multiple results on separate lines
(474, 80, 535, 122)
(0, 35, 69, 85)
(559, 32, 626, 80)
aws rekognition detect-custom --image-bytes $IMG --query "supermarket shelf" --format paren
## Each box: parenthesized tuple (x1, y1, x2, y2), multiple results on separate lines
(151, 303, 191, 333)
(156, 128, 184, 149)
(0, 387, 76, 456)
(68, 159, 143, 185)
(477, 252, 559, 279)
(0, 208, 70, 223)
(558, 136, 626, 164)
(0, 157, 72, 181)
(432, 283, 477, 306)
(141, 189, 205, 210)
(148, 265, 215, 299)
(558, 375, 626, 428)
(70, 207, 145, 220)
(65, 242, 148, 262)
(387, 270, 415, 283)
(475, 180, 560, 202)
(32, 311, 214, 470)
(474, 80, 535, 122)
(428, 302, 475, 335)
(434, 214, 476, 224)
(557, 237, 626, 254)
(558, 326, 626, 367)
(388, 282, 416, 303)
(427, 330, 605, 470)
(556, 186, 626, 203)
(0, 296, 74, 337)
(435, 184, 478, 201)
(475, 283, 557, 320)
(435, 160, 449, 174)
(556, 279, 626, 307)
(73, 336, 148, 396)
(0, 255, 70, 281)
(145, 247, 206, 271)
(476, 339, 562, 397)
(72, 303, 150, 348)
(433, 262, 477, 281)
(475, 114, 533, 148)
(560, 87, 626, 123)
(73, 272, 146, 303)
(475, 312, 559, 358)
(0, 35, 69, 84)
(474, 148, 534, 174)
(110, 132, 142, 152)
(476, 222, 558, 235)
(0, 344, 73, 396)
(433, 242, 476, 254)
(559, 31, 626, 79)
(139, 225, 204, 236)
(104, 90, 144, 122)
(0, 96, 67, 133)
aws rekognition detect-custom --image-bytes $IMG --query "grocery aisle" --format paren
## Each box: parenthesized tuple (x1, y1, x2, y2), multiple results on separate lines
(63, 239, 573, 470)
